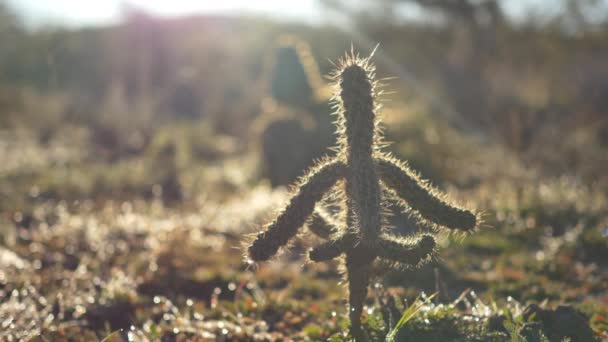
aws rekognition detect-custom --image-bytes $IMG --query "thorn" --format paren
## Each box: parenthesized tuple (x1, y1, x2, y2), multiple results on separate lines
(369, 43, 380, 60)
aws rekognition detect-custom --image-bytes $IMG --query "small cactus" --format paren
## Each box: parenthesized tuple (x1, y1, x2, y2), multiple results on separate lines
(247, 50, 478, 340)
(256, 36, 336, 186)
(269, 35, 329, 109)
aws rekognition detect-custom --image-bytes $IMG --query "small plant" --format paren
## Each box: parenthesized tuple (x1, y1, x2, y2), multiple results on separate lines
(385, 293, 437, 342)
(247, 49, 478, 340)
(269, 35, 327, 109)
(257, 36, 335, 186)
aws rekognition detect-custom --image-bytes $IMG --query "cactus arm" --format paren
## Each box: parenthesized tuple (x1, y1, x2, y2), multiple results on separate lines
(376, 234, 436, 266)
(307, 207, 339, 239)
(376, 156, 477, 231)
(248, 159, 346, 261)
(309, 236, 345, 262)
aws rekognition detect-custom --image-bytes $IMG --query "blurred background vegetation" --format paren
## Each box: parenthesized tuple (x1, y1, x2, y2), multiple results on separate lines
(1, 0, 607, 340)
(2, 0, 607, 202)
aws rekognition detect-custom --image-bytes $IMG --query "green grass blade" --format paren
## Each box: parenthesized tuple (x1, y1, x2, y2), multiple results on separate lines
(385, 293, 437, 342)
(100, 329, 122, 342)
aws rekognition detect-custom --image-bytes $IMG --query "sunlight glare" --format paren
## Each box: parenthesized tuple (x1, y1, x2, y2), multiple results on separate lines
(9, 0, 321, 27)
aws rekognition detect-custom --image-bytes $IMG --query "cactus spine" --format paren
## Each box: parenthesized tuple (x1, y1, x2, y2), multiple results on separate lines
(247, 50, 478, 340)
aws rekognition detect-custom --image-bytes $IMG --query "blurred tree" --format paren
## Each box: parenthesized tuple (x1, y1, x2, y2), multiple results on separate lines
(0, 1, 20, 43)
(323, 0, 503, 124)
(0, 1, 22, 86)
(320, 0, 608, 156)
(0, 1, 22, 127)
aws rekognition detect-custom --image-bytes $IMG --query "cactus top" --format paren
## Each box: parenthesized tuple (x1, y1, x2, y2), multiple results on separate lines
(333, 54, 381, 162)
(340, 65, 376, 158)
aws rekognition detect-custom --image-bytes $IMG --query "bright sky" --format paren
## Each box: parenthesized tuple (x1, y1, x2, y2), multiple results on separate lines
(7, 0, 324, 27)
(5, 0, 573, 28)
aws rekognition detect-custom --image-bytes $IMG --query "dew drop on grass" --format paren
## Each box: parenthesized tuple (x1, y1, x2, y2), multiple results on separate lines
(228, 282, 236, 291)
(535, 251, 545, 261)
(29, 186, 39, 198)
(73, 305, 86, 318)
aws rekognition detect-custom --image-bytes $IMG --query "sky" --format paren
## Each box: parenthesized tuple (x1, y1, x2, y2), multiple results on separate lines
(5, 0, 569, 28)
(6, 0, 323, 27)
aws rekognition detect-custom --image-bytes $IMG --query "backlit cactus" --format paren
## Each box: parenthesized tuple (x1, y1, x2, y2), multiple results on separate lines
(255, 36, 336, 186)
(248, 50, 478, 340)
(269, 35, 327, 109)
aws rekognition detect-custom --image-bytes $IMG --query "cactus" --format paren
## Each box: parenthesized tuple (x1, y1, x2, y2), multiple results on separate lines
(147, 133, 184, 204)
(269, 35, 329, 109)
(256, 36, 336, 186)
(247, 50, 478, 340)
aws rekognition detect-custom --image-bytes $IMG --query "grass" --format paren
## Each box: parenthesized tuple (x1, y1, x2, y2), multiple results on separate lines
(0, 106, 606, 341)
(1, 6, 608, 339)
(385, 293, 438, 342)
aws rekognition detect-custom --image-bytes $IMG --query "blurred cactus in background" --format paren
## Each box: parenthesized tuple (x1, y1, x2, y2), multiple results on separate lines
(248, 50, 478, 340)
(254, 36, 336, 187)
(269, 36, 323, 109)
(146, 133, 184, 204)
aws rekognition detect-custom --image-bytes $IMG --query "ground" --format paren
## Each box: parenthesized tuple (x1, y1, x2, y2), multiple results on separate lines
(1, 110, 607, 341)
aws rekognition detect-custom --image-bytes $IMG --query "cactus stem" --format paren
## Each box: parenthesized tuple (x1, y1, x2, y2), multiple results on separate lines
(247, 49, 478, 340)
